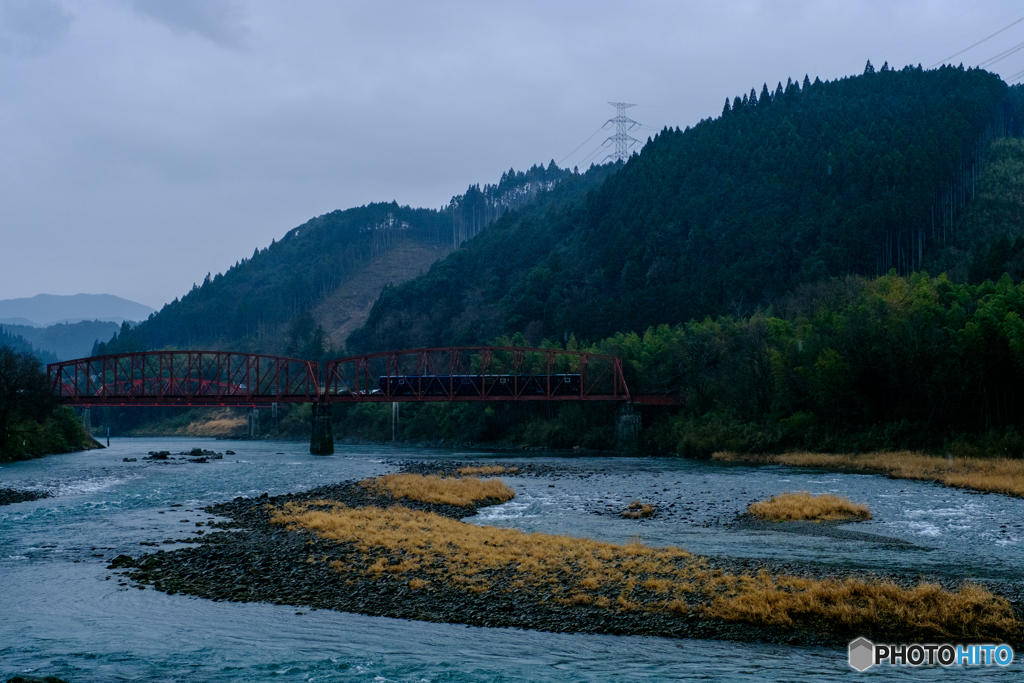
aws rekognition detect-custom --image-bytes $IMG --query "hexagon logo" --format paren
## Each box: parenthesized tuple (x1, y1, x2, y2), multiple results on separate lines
(849, 637, 875, 671)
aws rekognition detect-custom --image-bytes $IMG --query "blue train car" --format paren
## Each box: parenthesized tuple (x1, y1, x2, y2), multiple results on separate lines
(378, 374, 581, 397)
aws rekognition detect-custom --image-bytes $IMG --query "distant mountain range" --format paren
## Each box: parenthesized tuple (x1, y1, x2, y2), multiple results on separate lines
(0, 294, 154, 361)
(0, 320, 121, 361)
(0, 294, 155, 327)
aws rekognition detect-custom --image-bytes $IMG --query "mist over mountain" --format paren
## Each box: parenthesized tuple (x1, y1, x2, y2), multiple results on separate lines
(96, 163, 573, 357)
(0, 320, 120, 361)
(349, 64, 1023, 352)
(96, 65, 1024, 367)
(0, 326, 58, 365)
(0, 294, 155, 327)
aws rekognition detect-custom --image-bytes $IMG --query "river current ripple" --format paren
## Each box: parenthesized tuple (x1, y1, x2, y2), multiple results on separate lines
(1, 438, 1022, 681)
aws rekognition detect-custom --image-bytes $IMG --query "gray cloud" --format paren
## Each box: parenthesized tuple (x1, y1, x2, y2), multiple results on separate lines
(2, 1, 1024, 309)
(0, 0, 73, 55)
(130, 0, 247, 48)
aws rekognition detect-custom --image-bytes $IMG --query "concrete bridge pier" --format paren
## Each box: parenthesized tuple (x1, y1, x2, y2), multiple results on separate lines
(247, 408, 260, 438)
(81, 408, 91, 434)
(616, 402, 642, 453)
(310, 403, 334, 455)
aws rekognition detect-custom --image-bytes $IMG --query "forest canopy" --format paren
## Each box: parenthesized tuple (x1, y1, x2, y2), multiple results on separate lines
(350, 64, 1023, 352)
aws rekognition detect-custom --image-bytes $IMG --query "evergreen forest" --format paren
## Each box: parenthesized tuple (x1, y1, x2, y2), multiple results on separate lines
(351, 64, 1024, 351)
(85, 63, 1024, 456)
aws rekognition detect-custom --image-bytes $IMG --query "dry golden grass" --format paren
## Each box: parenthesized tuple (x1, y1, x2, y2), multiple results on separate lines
(359, 473, 515, 507)
(704, 576, 1019, 640)
(748, 491, 871, 522)
(622, 500, 655, 519)
(270, 501, 1019, 640)
(456, 465, 518, 475)
(128, 408, 246, 437)
(714, 451, 1024, 498)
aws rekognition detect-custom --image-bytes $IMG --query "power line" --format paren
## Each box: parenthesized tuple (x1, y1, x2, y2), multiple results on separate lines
(557, 124, 606, 166)
(1005, 66, 1024, 81)
(977, 38, 1024, 67)
(578, 139, 612, 167)
(825, 0, 995, 78)
(930, 13, 1024, 67)
(918, 3, 1020, 60)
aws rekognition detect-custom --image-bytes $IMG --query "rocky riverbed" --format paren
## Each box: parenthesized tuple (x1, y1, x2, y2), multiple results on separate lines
(0, 488, 51, 506)
(107, 471, 1024, 649)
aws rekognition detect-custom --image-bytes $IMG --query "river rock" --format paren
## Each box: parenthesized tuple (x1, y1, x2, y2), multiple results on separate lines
(0, 488, 52, 506)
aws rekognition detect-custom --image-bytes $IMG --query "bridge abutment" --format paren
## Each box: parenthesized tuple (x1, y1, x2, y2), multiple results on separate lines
(310, 403, 334, 455)
(616, 402, 642, 453)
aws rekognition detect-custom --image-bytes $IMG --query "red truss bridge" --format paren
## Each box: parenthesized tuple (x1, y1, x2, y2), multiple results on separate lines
(48, 347, 673, 453)
(48, 348, 684, 405)
(47, 347, 662, 406)
(48, 351, 320, 407)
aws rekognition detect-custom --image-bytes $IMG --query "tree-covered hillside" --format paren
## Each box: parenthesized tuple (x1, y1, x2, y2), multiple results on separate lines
(350, 64, 1024, 352)
(97, 162, 572, 357)
(0, 327, 58, 364)
(346, 162, 622, 352)
(2, 320, 119, 361)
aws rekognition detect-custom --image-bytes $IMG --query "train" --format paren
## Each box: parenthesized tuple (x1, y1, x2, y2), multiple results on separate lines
(377, 373, 582, 397)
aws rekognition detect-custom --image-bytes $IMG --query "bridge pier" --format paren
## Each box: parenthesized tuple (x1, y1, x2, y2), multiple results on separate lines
(616, 402, 642, 453)
(81, 408, 91, 434)
(247, 408, 260, 438)
(310, 403, 334, 455)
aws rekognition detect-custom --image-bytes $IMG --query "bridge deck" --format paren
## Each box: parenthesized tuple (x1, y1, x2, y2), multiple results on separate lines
(48, 347, 678, 407)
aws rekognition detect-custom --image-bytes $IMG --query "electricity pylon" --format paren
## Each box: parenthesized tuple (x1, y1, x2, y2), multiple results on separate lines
(603, 102, 640, 163)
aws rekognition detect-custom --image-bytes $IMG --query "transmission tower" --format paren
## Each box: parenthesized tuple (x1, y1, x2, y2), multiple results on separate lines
(603, 102, 640, 163)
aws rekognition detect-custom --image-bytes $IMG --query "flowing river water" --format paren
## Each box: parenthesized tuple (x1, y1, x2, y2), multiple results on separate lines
(2, 438, 1023, 681)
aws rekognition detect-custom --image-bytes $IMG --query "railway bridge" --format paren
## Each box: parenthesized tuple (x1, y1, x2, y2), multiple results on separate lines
(48, 346, 674, 454)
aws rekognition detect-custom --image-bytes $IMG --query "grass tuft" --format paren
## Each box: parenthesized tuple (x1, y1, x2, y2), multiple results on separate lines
(622, 500, 655, 519)
(748, 491, 871, 522)
(359, 473, 515, 507)
(705, 577, 1019, 640)
(714, 451, 1024, 498)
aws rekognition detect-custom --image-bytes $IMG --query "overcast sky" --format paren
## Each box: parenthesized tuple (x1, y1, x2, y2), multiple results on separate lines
(3, 0, 1024, 309)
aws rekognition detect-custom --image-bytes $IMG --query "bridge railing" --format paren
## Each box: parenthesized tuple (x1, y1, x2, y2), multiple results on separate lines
(47, 351, 319, 406)
(323, 346, 630, 402)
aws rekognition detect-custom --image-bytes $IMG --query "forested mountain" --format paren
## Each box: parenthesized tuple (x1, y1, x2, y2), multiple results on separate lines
(0, 327, 58, 364)
(350, 64, 1024, 352)
(346, 163, 622, 352)
(2, 320, 119, 360)
(0, 293, 154, 326)
(97, 162, 573, 357)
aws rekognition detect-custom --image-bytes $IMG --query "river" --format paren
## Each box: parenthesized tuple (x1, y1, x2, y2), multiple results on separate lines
(2, 438, 1021, 681)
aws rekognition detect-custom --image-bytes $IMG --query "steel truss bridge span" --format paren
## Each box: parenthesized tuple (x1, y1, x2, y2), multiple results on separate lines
(324, 346, 630, 403)
(48, 351, 320, 407)
(47, 346, 648, 406)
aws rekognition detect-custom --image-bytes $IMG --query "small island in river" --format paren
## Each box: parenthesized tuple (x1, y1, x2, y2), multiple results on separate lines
(109, 470, 1023, 649)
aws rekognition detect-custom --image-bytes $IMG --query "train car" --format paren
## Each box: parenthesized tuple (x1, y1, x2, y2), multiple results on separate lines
(377, 374, 581, 398)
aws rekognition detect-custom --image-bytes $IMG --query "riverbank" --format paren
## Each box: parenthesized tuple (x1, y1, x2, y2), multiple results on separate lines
(111, 475, 1023, 648)
(714, 451, 1024, 498)
(0, 407, 103, 463)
